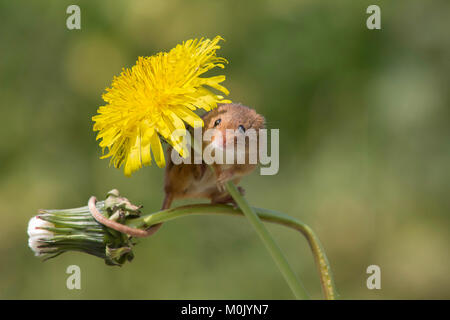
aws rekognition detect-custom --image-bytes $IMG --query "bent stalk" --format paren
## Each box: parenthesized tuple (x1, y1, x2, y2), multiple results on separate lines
(127, 202, 337, 299)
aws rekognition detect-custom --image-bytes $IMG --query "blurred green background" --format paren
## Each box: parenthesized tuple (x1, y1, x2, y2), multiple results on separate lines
(1, 0, 449, 299)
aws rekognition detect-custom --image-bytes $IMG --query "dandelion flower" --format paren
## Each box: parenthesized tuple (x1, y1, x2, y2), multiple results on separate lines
(92, 36, 231, 176)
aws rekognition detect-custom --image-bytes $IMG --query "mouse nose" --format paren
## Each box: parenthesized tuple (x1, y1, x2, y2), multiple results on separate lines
(212, 129, 227, 147)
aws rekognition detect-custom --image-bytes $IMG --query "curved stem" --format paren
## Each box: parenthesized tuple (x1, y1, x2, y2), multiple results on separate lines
(258, 208, 338, 300)
(225, 182, 309, 300)
(127, 203, 337, 299)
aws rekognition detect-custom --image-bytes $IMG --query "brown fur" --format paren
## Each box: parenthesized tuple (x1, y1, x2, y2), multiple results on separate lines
(150, 103, 265, 235)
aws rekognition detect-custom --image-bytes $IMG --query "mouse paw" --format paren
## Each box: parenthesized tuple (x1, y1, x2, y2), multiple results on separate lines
(216, 170, 234, 191)
(216, 182, 226, 193)
(211, 195, 238, 209)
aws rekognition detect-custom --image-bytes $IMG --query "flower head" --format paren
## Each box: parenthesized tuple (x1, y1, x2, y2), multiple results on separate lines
(93, 36, 231, 176)
(27, 190, 142, 266)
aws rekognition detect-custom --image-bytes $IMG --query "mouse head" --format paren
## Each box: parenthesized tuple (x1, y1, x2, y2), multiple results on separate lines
(202, 103, 265, 149)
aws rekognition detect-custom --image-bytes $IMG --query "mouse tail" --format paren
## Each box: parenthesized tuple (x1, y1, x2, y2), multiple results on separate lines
(161, 193, 174, 210)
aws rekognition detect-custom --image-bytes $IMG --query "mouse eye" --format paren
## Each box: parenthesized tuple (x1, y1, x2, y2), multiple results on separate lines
(214, 119, 221, 127)
(238, 125, 246, 133)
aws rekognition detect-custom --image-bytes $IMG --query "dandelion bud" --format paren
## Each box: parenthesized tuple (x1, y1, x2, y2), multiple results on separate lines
(26, 190, 146, 266)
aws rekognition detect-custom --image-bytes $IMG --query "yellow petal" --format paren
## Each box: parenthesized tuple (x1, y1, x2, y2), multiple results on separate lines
(172, 106, 204, 128)
(92, 36, 230, 176)
(150, 133, 165, 168)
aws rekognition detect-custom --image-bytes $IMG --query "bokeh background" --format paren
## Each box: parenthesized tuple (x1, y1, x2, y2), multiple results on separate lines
(1, 0, 449, 299)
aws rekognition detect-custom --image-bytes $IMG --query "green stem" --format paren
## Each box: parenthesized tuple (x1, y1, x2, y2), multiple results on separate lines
(225, 182, 308, 299)
(127, 203, 337, 299)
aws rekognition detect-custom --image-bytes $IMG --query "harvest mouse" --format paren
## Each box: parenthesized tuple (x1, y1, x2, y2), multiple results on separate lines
(147, 103, 266, 235)
(89, 103, 265, 238)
